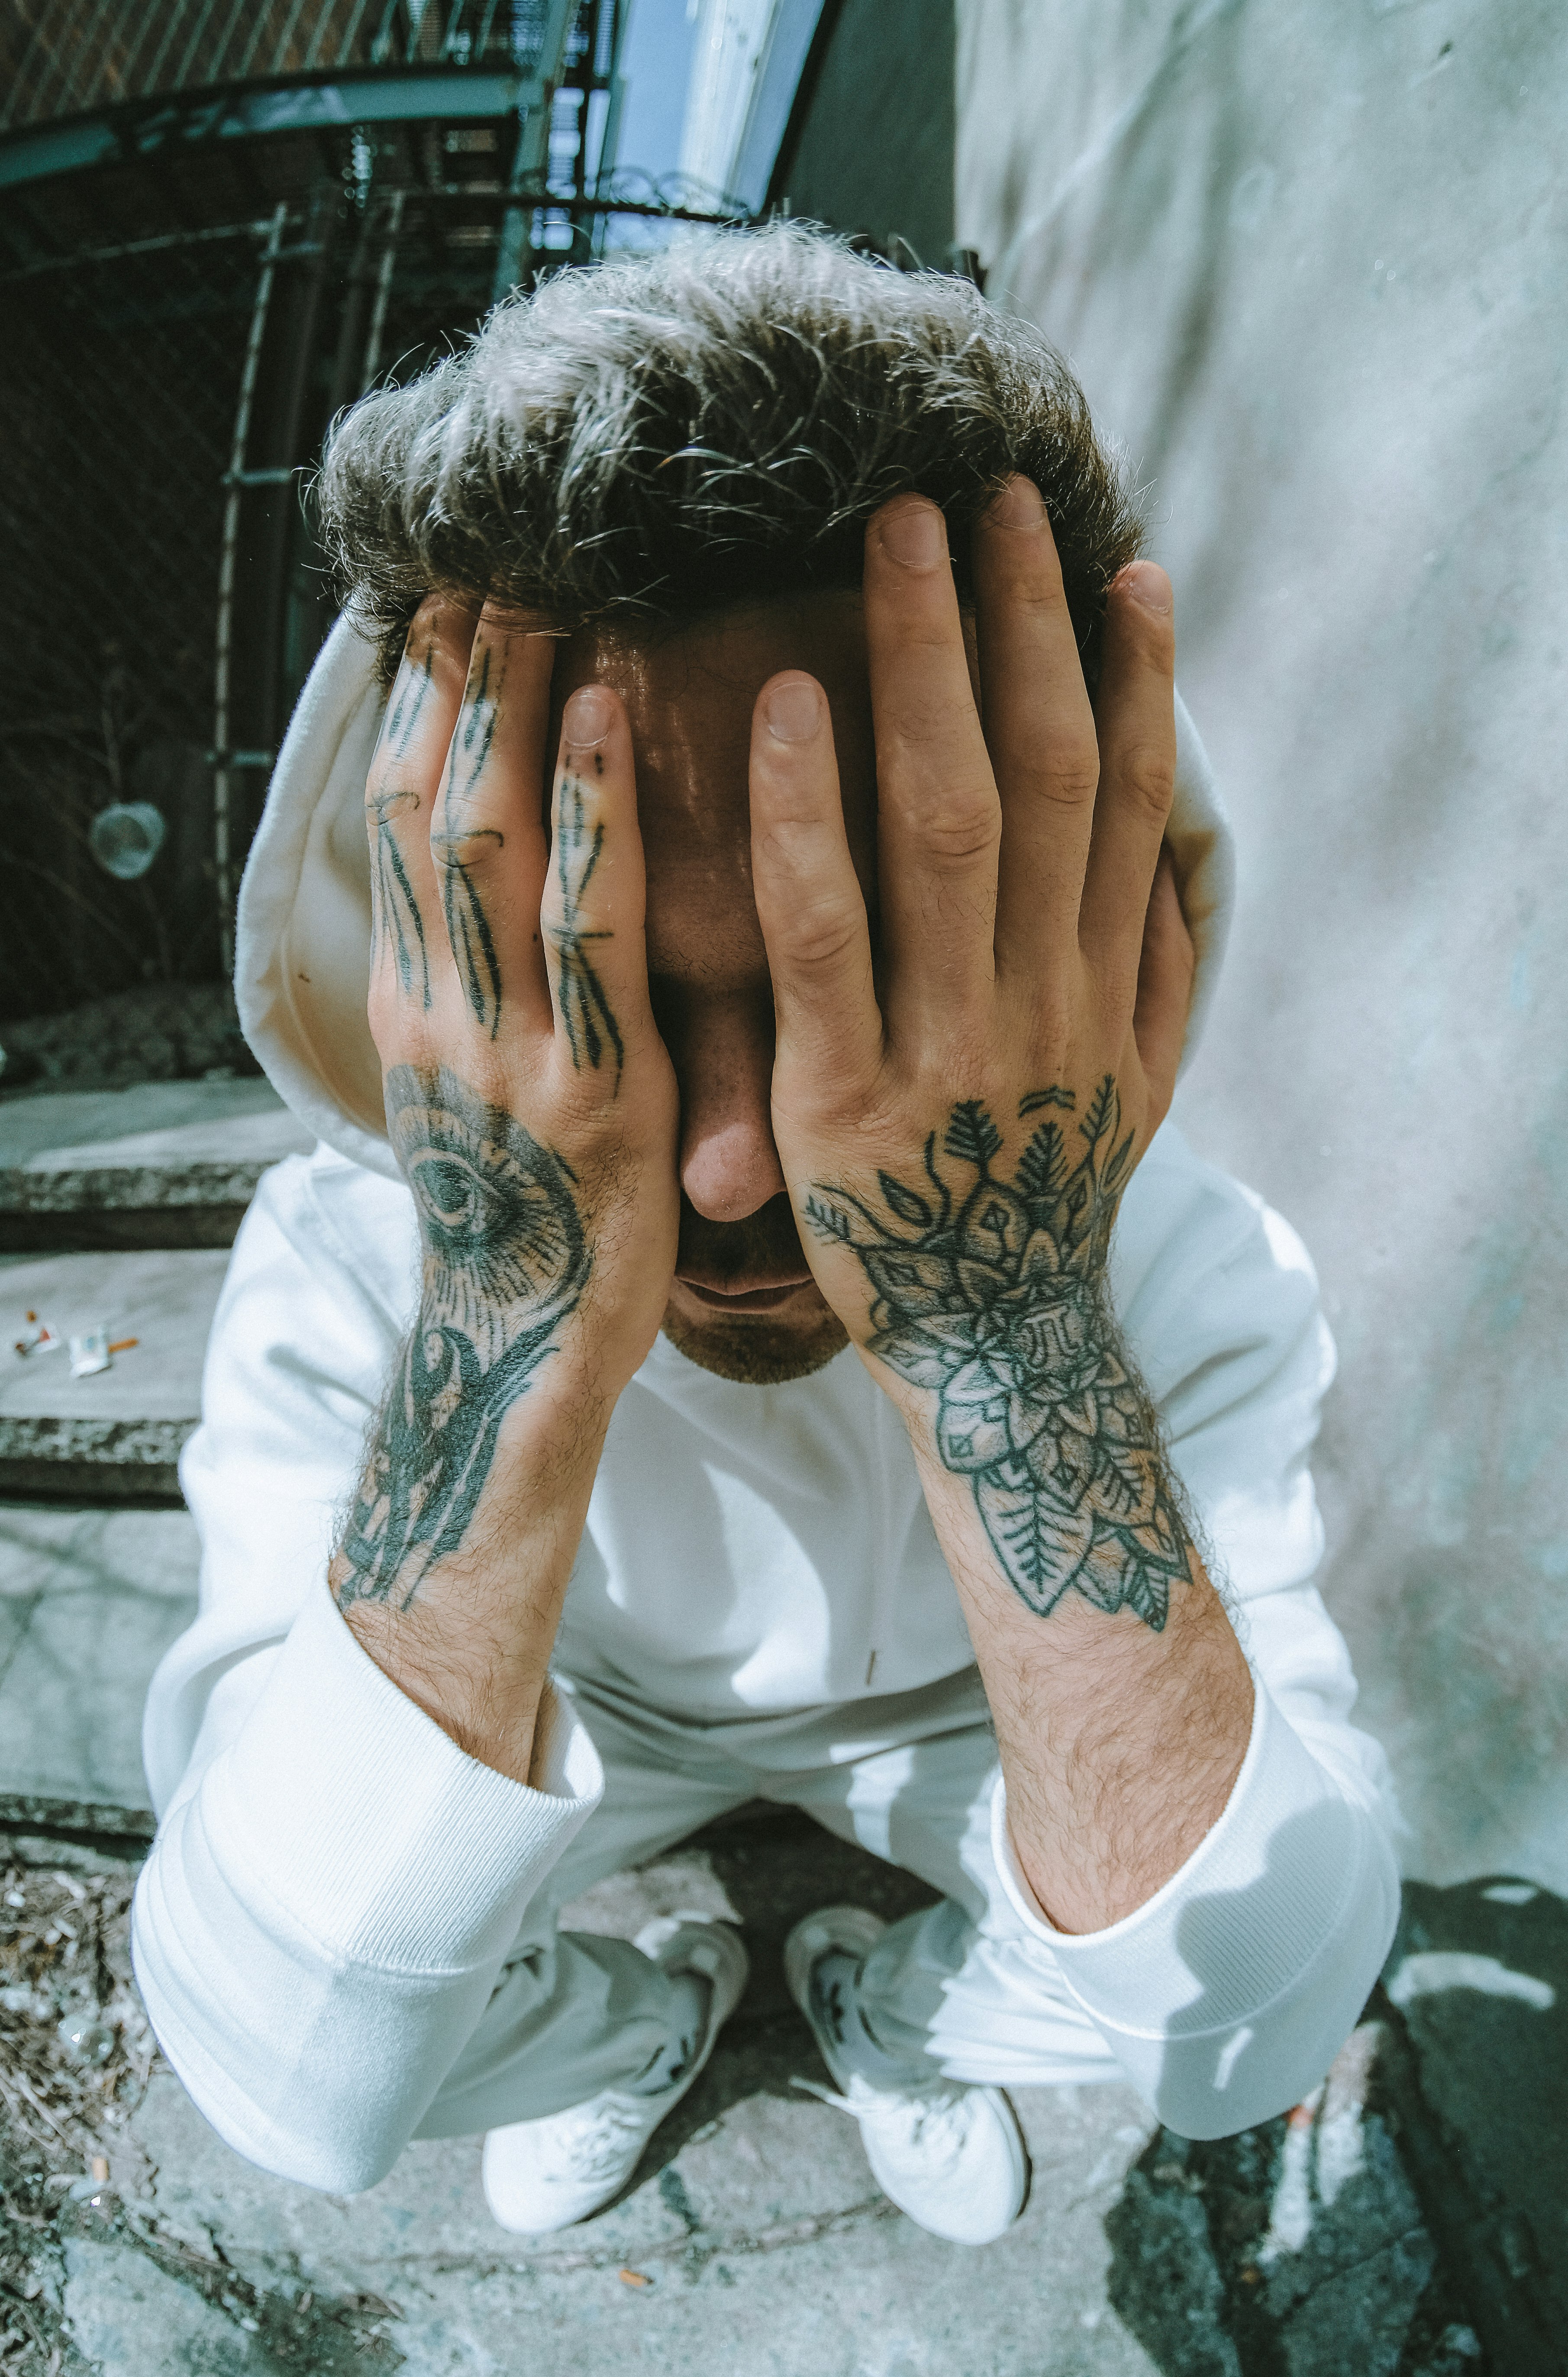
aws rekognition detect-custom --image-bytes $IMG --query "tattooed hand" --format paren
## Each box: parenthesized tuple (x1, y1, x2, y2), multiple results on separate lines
(749, 484, 1252, 1929)
(330, 598, 678, 1769)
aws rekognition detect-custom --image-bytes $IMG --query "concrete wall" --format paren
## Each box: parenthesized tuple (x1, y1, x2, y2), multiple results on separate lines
(956, 0, 1568, 1888)
(772, 0, 955, 264)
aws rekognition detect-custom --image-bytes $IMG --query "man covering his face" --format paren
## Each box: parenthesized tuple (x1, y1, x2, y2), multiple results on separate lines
(132, 225, 1398, 2247)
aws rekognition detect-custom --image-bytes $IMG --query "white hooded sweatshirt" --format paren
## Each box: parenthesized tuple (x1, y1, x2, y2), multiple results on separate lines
(131, 619, 1400, 2187)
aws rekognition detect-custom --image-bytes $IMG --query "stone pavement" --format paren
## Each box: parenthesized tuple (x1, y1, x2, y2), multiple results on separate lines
(4, 1804, 1536, 2377)
(0, 1081, 1562, 2374)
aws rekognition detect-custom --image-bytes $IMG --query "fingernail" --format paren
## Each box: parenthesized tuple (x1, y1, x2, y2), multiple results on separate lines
(990, 476, 1045, 529)
(879, 501, 945, 570)
(1119, 561, 1172, 614)
(564, 684, 613, 745)
(765, 678, 821, 743)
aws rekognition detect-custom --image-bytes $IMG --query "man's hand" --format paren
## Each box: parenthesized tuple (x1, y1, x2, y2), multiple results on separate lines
(329, 598, 677, 1779)
(748, 482, 1254, 1932)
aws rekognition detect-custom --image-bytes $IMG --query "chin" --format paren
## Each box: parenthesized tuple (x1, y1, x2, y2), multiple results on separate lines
(660, 1293, 850, 1385)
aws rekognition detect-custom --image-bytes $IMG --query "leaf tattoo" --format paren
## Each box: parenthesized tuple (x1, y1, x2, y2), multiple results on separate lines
(805, 1078, 1189, 1630)
(335, 1066, 590, 1609)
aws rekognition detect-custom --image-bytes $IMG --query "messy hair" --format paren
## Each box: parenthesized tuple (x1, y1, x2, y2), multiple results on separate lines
(318, 221, 1143, 685)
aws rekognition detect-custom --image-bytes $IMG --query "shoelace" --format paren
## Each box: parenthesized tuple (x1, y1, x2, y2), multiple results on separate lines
(790, 2075, 974, 2174)
(546, 2092, 660, 2184)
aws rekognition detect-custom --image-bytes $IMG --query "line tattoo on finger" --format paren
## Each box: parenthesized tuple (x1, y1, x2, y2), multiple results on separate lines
(367, 787, 431, 1007)
(428, 644, 511, 1035)
(383, 631, 435, 758)
(446, 642, 503, 809)
(335, 1064, 590, 1609)
(434, 828, 504, 1036)
(549, 762, 624, 1086)
(805, 1078, 1192, 1630)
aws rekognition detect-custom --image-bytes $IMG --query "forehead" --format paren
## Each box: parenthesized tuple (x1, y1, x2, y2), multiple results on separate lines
(550, 590, 875, 815)
(545, 593, 881, 981)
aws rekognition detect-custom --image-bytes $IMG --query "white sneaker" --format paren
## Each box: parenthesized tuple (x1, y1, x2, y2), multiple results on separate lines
(482, 1911, 748, 2235)
(784, 1904, 1029, 2247)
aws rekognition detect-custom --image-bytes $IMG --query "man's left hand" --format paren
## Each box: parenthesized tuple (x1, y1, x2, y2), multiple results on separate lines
(748, 480, 1252, 1933)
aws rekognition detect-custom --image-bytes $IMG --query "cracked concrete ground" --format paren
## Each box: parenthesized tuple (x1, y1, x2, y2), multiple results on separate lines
(3, 1809, 1559, 2376)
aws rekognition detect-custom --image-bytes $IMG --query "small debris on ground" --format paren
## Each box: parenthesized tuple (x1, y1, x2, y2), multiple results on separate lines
(11, 1315, 61, 1358)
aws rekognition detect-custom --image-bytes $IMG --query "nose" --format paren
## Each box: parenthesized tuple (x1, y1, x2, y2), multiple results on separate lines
(674, 995, 785, 1222)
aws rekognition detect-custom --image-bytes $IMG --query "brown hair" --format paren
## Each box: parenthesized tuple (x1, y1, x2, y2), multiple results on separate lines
(318, 220, 1143, 686)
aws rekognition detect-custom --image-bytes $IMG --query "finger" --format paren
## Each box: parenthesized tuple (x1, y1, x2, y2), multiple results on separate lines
(977, 477, 1102, 979)
(365, 596, 475, 1015)
(749, 671, 880, 1097)
(1079, 563, 1178, 987)
(429, 607, 556, 1042)
(863, 497, 1000, 1039)
(539, 682, 655, 1100)
(1132, 845, 1194, 1122)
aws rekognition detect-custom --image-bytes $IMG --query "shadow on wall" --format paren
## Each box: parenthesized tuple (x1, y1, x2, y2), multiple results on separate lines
(1105, 1875, 1568, 2376)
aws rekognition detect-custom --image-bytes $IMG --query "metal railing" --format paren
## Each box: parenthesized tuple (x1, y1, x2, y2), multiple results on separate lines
(0, 0, 558, 133)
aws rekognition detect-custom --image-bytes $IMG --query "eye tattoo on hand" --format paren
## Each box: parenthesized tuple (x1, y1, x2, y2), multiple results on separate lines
(335, 1065, 590, 1609)
(806, 1080, 1193, 1631)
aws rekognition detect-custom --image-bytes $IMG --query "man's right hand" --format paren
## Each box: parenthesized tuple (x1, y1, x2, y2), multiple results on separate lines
(327, 596, 678, 1779)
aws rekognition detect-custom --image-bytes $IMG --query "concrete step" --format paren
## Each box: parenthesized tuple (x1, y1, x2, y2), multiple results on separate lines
(0, 1078, 312, 1253)
(0, 1248, 226, 1498)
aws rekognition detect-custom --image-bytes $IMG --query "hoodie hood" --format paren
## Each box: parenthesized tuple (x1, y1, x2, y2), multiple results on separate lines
(236, 615, 1236, 1178)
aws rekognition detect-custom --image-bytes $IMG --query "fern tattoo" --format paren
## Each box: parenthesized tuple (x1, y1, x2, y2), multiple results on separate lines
(805, 1078, 1191, 1630)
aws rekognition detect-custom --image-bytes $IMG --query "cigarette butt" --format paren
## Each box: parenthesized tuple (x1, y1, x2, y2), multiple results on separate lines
(618, 2268, 651, 2288)
(90, 2155, 110, 2183)
(107, 1338, 139, 1353)
(26, 1311, 36, 1323)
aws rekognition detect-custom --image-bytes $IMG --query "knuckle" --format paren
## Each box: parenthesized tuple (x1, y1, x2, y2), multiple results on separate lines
(1119, 740, 1177, 822)
(778, 898, 865, 974)
(885, 690, 973, 751)
(900, 785, 1000, 868)
(1134, 604, 1177, 670)
(996, 565, 1070, 623)
(1035, 753, 1099, 812)
(432, 824, 505, 872)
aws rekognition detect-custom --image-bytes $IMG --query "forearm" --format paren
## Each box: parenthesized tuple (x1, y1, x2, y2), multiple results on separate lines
(897, 1312, 1253, 1936)
(329, 1329, 610, 1785)
(133, 1587, 603, 2191)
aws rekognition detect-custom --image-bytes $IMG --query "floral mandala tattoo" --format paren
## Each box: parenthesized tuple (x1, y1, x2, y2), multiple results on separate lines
(805, 1079, 1191, 1630)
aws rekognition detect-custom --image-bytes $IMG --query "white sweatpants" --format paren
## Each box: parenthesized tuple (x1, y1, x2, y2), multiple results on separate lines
(415, 1669, 1122, 2136)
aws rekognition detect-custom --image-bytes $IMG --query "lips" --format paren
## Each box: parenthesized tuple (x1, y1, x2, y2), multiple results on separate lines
(674, 1190, 815, 1314)
(676, 1274, 814, 1312)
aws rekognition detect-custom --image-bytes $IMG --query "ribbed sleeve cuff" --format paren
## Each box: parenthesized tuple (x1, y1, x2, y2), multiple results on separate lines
(990, 1676, 1364, 2040)
(209, 1577, 604, 1972)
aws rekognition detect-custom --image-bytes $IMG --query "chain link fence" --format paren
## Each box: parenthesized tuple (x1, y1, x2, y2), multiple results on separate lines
(0, 221, 270, 1038)
(0, 179, 515, 1057)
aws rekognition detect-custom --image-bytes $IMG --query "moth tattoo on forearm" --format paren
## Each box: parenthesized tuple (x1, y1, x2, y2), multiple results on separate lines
(335, 1066, 590, 1609)
(805, 1079, 1191, 1630)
